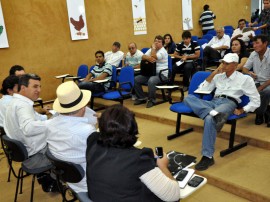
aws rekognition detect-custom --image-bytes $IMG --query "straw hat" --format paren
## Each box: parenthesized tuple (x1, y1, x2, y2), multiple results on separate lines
(53, 81, 91, 113)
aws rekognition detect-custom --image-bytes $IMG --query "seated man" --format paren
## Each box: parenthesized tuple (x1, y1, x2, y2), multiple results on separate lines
(0, 75, 19, 127)
(202, 26, 231, 69)
(133, 35, 168, 108)
(184, 53, 260, 171)
(123, 42, 143, 70)
(231, 19, 255, 46)
(79, 50, 113, 94)
(9, 65, 26, 76)
(243, 35, 270, 127)
(4, 74, 56, 191)
(171, 31, 200, 91)
(105, 41, 124, 67)
(47, 81, 97, 193)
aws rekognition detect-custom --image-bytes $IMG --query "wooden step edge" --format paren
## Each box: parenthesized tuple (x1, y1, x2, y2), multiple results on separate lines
(134, 111, 270, 151)
(198, 172, 270, 202)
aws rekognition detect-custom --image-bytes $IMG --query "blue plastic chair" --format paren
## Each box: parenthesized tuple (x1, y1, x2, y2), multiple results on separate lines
(202, 34, 214, 42)
(207, 30, 217, 36)
(77, 64, 88, 79)
(191, 36, 199, 41)
(224, 25, 234, 30)
(197, 39, 208, 46)
(102, 66, 134, 104)
(225, 29, 233, 37)
(141, 47, 150, 54)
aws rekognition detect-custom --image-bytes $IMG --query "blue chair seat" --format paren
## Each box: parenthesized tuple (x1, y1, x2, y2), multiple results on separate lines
(227, 113, 247, 121)
(103, 91, 131, 100)
(170, 103, 193, 114)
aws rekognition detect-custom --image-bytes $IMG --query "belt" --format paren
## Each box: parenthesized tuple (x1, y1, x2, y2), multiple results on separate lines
(215, 95, 238, 106)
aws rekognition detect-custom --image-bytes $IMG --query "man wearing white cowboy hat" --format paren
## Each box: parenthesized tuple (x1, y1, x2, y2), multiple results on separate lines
(46, 81, 97, 193)
(184, 53, 260, 171)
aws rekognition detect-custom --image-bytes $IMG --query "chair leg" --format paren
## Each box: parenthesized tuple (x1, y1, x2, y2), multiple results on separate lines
(8, 166, 12, 182)
(167, 114, 193, 140)
(20, 170, 23, 194)
(30, 175, 36, 202)
(14, 168, 23, 202)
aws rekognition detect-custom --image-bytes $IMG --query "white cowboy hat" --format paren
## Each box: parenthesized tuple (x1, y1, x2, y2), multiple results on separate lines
(53, 81, 91, 113)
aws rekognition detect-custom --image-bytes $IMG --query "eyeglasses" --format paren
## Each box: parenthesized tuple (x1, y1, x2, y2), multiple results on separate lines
(128, 47, 135, 50)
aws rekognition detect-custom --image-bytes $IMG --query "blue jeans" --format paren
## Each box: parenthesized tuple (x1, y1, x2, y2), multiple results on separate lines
(184, 94, 237, 157)
(134, 74, 167, 102)
(78, 82, 105, 94)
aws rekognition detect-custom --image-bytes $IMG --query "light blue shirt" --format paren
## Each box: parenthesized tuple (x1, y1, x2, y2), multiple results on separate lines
(125, 49, 143, 68)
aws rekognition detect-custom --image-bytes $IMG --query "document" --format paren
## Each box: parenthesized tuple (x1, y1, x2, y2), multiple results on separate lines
(176, 60, 184, 66)
(55, 74, 70, 79)
(194, 89, 212, 94)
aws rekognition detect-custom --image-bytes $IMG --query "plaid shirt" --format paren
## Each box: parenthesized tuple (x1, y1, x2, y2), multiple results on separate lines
(258, 9, 270, 36)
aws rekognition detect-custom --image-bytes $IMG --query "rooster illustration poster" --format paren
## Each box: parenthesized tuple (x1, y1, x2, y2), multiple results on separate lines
(0, 1, 9, 48)
(66, 0, 88, 40)
(182, 0, 193, 30)
(132, 0, 147, 35)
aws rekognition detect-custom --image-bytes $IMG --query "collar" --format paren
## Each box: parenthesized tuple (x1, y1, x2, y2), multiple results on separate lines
(221, 71, 237, 80)
(13, 93, 34, 106)
(183, 42, 191, 47)
(2, 95, 13, 99)
(254, 47, 270, 59)
(97, 61, 106, 68)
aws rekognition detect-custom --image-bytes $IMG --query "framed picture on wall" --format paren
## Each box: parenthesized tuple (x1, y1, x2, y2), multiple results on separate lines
(0, 1, 9, 48)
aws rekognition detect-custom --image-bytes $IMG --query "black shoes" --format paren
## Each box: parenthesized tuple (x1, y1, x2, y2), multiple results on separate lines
(255, 114, 264, 125)
(195, 156, 215, 171)
(214, 112, 227, 132)
(134, 99, 147, 105)
(146, 101, 155, 108)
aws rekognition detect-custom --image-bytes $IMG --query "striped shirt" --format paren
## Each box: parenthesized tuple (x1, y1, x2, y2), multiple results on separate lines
(91, 62, 112, 90)
(199, 10, 216, 31)
(175, 41, 200, 62)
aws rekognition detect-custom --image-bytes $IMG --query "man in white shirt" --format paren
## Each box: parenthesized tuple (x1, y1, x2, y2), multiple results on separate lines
(105, 41, 124, 67)
(184, 53, 260, 171)
(133, 35, 168, 108)
(0, 75, 19, 127)
(202, 26, 231, 70)
(231, 19, 255, 46)
(47, 81, 97, 193)
(124, 42, 143, 70)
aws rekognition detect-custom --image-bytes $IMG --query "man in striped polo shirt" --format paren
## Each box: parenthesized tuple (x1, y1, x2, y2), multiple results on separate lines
(199, 4, 216, 35)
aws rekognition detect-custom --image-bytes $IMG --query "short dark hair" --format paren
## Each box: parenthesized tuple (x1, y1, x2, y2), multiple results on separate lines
(95, 50, 104, 57)
(113, 41, 121, 48)
(1, 75, 19, 95)
(203, 4, 209, 11)
(98, 104, 138, 148)
(253, 35, 269, 44)
(182, 31, 192, 39)
(9, 65, 25, 76)
(18, 73, 41, 92)
(155, 35, 165, 45)
(238, 19, 246, 24)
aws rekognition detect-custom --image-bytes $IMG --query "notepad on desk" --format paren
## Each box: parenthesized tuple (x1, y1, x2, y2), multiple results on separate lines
(194, 89, 212, 94)
(93, 79, 109, 83)
(55, 74, 70, 79)
(156, 85, 179, 89)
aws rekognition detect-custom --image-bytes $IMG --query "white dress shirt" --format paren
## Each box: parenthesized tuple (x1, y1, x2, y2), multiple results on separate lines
(105, 50, 124, 66)
(4, 93, 48, 156)
(231, 28, 255, 45)
(46, 107, 97, 193)
(207, 34, 231, 57)
(198, 71, 260, 112)
(0, 95, 13, 127)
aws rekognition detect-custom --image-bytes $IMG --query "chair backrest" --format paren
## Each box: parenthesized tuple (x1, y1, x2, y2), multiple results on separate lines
(118, 66, 134, 90)
(202, 34, 214, 42)
(168, 55, 172, 73)
(2, 135, 28, 162)
(224, 29, 233, 37)
(207, 30, 217, 36)
(224, 25, 234, 30)
(188, 71, 212, 99)
(197, 39, 208, 46)
(46, 150, 84, 183)
(0, 126, 5, 136)
(191, 35, 198, 41)
(77, 64, 89, 78)
(141, 47, 149, 54)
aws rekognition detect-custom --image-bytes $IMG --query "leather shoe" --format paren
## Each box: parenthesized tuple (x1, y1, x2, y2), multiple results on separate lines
(134, 99, 147, 105)
(146, 101, 155, 108)
(255, 114, 264, 125)
(195, 156, 215, 171)
(214, 112, 227, 132)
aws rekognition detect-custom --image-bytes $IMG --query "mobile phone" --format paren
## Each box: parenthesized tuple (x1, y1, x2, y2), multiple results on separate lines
(155, 147, 163, 158)
(176, 170, 188, 181)
(187, 176, 204, 187)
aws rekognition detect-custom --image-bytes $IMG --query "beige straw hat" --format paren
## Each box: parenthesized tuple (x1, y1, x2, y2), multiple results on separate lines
(53, 81, 91, 113)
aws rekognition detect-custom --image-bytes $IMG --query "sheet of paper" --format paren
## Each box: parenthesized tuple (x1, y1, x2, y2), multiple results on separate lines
(194, 89, 212, 94)
(93, 79, 109, 83)
(55, 74, 70, 79)
(156, 85, 179, 89)
(176, 60, 184, 66)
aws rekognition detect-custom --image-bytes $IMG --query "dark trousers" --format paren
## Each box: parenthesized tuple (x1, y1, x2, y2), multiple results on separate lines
(170, 62, 195, 87)
(78, 82, 105, 94)
(202, 46, 221, 70)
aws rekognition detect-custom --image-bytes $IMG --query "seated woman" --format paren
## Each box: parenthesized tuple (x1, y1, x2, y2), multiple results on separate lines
(218, 38, 250, 71)
(86, 105, 180, 202)
(164, 33, 176, 55)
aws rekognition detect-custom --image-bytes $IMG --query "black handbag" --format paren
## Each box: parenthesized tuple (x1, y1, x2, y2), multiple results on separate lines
(140, 60, 156, 77)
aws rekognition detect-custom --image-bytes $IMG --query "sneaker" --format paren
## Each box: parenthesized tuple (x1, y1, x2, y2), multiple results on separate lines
(195, 156, 215, 171)
(214, 112, 227, 132)
(146, 101, 155, 108)
(134, 99, 147, 105)
(131, 94, 137, 101)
